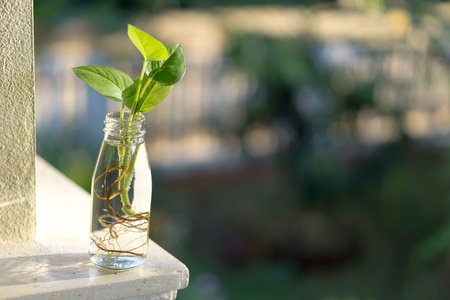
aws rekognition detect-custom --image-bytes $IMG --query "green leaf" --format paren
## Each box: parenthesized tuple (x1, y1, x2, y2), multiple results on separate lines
(128, 24, 168, 61)
(72, 65, 136, 102)
(125, 77, 148, 109)
(146, 60, 164, 79)
(126, 75, 173, 112)
(139, 83, 173, 113)
(146, 44, 186, 86)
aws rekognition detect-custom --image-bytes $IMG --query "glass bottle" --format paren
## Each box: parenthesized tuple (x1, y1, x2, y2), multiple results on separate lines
(89, 112, 152, 270)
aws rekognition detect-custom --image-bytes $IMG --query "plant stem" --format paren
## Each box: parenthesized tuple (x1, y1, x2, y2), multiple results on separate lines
(119, 61, 148, 215)
(129, 61, 149, 121)
(118, 103, 126, 193)
(123, 113, 142, 194)
(120, 185, 136, 215)
(118, 103, 125, 164)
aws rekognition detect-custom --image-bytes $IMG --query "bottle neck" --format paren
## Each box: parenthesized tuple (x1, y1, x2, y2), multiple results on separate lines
(103, 112, 146, 146)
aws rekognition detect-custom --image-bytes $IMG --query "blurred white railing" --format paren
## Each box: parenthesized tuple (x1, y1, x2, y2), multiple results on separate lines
(36, 6, 450, 171)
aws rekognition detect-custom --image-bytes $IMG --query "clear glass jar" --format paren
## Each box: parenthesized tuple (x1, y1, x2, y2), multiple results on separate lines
(89, 112, 152, 270)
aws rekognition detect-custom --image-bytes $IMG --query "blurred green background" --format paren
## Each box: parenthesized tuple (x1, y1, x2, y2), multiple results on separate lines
(35, 0, 450, 299)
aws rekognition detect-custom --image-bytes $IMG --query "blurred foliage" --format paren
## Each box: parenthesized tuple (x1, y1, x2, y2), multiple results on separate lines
(34, 0, 324, 33)
(164, 29, 450, 298)
(34, 0, 450, 299)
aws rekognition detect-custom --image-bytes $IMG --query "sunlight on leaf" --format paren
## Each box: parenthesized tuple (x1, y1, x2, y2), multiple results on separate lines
(125, 75, 173, 112)
(72, 65, 136, 102)
(128, 24, 168, 62)
(146, 44, 186, 86)
(139, 83, 173, 113)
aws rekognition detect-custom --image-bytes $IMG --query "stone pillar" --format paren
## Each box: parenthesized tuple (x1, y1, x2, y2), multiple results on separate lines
(0, 0, 36, 241)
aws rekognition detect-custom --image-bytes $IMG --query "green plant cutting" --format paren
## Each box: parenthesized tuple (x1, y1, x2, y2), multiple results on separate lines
(72, 24, 185, 217)
(72, 25, 185, 265)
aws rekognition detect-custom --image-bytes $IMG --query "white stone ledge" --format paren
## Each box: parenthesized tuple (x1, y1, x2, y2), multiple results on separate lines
(0, 157, 188, 299)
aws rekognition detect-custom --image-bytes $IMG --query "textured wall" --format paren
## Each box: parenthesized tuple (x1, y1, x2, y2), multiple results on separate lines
(0, 0, 36, 241)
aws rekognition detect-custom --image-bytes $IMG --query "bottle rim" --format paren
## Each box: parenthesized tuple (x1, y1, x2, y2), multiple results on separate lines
(105, 112, 146, 124)
(103, 111, 146, 142)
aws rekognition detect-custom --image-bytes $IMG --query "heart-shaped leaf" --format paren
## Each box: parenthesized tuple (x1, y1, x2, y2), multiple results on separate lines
(125, 76, 153, 109)
(139, 83, 173, 113)
(146, 60, 164, 79)
(146, 44, 186, 86)
(126, 75, 173, 112)
(128, 24, 168, 62)
(72, 65, 136, 102)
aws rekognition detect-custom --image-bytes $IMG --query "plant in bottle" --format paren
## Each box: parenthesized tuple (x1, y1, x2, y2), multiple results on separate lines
(72, 24, 185, 270)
